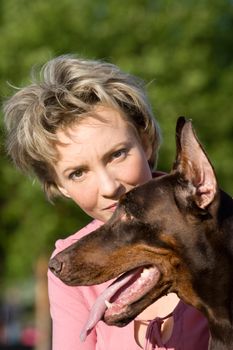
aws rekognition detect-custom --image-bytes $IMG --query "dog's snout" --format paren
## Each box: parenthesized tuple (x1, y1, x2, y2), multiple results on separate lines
(49, 257, 63, 275)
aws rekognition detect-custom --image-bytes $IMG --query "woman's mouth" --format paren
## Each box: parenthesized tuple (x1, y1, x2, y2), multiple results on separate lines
(103, 203, 118, 212)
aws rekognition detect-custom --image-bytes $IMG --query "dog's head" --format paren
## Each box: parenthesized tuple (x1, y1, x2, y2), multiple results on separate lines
(49, 117, 231, 340)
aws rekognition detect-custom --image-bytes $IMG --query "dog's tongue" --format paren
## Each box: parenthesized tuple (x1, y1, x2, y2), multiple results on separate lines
(80, 266, 160, 342)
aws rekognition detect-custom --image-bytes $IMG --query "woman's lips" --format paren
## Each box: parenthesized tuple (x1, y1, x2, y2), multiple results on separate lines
(103, 203, 118, 212)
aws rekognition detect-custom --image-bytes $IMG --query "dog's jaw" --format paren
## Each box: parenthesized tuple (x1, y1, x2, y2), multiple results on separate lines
(80, 265, 161, 341)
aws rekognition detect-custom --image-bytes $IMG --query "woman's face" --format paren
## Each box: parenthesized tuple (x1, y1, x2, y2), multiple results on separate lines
(53, 106, 153, 222)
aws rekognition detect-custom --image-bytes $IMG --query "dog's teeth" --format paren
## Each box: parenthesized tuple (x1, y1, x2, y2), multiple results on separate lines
(141, 268, 150, 278)
(105, 300, 113, 309)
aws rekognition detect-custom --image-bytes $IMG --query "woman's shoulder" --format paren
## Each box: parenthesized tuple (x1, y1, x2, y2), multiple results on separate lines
(52, 219, 103, 256)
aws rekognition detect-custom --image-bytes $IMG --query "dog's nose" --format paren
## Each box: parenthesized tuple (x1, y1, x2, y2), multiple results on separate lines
(49, 257, 63, 275)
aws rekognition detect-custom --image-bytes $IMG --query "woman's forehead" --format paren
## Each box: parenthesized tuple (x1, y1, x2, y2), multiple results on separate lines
(56, 106, 139, 142)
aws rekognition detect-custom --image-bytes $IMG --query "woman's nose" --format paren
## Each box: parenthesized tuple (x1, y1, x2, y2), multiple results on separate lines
(98, 170, 122, 198)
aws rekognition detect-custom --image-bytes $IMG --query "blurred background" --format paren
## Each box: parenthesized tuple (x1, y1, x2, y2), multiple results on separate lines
(0, 0, 232, 348)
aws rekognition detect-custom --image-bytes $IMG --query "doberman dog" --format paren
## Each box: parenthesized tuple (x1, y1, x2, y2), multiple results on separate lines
(49, 117, 233, 350)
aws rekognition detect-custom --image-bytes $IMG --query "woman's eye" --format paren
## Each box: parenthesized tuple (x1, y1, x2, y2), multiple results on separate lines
(111, 149, 127, 160)
(69, 169, 84, 180)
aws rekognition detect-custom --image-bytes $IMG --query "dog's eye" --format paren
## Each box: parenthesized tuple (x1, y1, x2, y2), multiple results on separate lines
(196, 207, 212, 219)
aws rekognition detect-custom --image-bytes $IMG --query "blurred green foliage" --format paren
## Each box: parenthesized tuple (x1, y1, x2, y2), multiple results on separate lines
(0, 0, 233, 286)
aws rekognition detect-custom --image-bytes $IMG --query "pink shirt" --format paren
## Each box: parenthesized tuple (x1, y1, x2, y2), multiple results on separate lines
(48, 219, 210, 350)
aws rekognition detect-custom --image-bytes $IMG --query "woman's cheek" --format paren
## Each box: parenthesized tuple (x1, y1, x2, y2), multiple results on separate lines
(120, 157, 151, 185)
(72, 191, 96, 212)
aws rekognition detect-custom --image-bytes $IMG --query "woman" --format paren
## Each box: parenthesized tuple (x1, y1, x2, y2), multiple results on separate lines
(3, 55, 209, 349)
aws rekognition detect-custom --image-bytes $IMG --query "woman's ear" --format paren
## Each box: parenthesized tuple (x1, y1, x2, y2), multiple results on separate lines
(57, 185, 71, 198)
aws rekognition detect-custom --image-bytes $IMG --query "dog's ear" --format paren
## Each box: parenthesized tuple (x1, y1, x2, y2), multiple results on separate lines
(173, 117, 217, 209)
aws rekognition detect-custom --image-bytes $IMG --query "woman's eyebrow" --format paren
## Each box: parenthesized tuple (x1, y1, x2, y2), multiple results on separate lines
(102, 141, 131, 160)
(61, 141, 132, 175)
(62, 164, 86, 176)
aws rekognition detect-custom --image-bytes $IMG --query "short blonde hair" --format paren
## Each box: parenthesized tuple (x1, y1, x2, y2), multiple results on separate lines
(3, 54, 161, 199)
